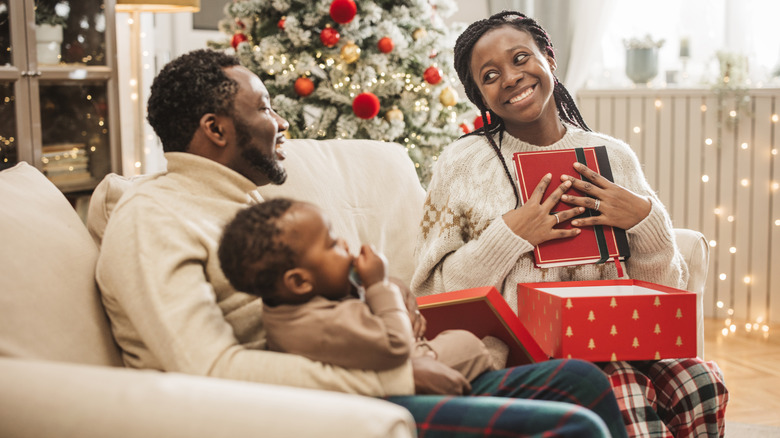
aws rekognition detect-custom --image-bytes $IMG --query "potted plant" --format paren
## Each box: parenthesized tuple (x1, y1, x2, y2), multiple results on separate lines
(34, 1, 69, 65)
(623, 35, 665, 86)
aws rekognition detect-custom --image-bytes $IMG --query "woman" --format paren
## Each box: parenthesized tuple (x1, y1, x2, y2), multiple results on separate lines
(412, 11, 728, 438)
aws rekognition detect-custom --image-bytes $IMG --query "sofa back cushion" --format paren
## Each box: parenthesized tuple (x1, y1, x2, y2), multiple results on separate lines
(257, 139, 426, 286)
(0, 162, 122, 366)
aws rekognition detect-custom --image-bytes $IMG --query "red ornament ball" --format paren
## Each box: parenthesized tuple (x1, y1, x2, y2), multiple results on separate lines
(377, 37, 394, 54)
(294, 77, 315, 97)
(352, 92, 381, 119)
(329, 0, 357, 24)
(473, 112, 492, 130)
(423, 66, 443, 85)
(277, 16, 286, 30)
(231, 32, 248, 49)
(320, 25, 340, 48)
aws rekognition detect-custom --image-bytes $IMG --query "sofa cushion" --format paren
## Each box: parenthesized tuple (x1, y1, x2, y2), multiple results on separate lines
(0, 162, 122, 366)
(257, 139, 426, 286)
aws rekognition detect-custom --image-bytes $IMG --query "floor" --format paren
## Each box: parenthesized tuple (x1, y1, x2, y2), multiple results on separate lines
(702, 317, 780, 429)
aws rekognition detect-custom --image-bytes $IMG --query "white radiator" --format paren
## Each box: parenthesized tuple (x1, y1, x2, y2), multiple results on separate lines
(578, 88, 780, 326)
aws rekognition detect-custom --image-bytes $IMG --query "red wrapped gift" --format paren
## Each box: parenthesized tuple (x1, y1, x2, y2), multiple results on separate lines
(516, 280, 697, 362)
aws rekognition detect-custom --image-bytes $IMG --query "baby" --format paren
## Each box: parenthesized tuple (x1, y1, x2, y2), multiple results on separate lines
(218, 198, 506, 384)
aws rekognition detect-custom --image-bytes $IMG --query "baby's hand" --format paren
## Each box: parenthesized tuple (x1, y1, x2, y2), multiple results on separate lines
(353, 245, 388, 288)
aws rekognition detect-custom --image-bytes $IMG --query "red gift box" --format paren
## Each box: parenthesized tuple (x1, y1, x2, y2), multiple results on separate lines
(516, 280, 697, 362)
(417, 287, 548, 367)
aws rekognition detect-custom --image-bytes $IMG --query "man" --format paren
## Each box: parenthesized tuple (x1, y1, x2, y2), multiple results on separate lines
(96, 49, 626, 437)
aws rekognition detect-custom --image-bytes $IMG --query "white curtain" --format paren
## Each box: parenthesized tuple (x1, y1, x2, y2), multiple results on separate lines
(560, 0, 617, 97)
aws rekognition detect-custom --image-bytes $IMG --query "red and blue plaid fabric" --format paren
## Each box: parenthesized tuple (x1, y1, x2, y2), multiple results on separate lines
(599, 359, 728, 437)
(388, 359, 628, 438)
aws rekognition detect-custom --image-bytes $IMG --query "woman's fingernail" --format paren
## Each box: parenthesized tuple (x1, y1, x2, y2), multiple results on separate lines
(572, 220, 579, 226)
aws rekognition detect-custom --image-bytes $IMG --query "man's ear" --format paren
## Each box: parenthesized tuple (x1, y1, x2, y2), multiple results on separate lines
(200, 113, 227, 147)
(282, 268, 314, 295)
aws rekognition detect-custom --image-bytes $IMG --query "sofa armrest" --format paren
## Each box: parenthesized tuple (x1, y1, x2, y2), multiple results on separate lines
(0, 358, 415, 438)
(673, 228, 709, 358)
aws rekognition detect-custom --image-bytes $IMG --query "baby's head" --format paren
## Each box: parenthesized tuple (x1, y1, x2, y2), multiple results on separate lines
(219, 198, 354, 306)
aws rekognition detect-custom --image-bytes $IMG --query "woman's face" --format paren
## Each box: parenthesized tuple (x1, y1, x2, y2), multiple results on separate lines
(469, 25, 558, 139)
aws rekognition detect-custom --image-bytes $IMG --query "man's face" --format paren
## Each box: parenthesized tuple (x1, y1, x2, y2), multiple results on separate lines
(224, 66, 290, 186)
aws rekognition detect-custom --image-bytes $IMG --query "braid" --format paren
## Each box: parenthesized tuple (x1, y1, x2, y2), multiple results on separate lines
(453, 10, 592, 205)
(554, 80, 591, 131)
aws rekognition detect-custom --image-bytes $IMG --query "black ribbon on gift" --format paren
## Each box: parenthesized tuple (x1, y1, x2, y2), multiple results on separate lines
(574, 147, 610, 264)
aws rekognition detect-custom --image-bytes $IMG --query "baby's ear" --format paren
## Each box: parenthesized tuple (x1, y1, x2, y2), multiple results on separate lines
(282, 268, 313, 295)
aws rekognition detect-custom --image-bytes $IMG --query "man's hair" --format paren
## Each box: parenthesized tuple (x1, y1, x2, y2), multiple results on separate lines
(453, 11, 591, 207)
(147, 49, 241, 153)
(218, 199, 297, 302)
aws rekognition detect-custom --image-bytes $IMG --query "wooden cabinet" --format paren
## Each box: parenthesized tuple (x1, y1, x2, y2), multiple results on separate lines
(0, 0, 121, 194)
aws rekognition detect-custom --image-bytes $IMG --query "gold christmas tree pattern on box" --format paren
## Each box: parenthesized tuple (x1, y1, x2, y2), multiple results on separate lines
(516, 280, 697, 362)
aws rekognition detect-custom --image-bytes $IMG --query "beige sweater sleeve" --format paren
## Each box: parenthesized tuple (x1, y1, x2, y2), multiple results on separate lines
(97, 189, 414, 397)
(264, 283, 414, 371)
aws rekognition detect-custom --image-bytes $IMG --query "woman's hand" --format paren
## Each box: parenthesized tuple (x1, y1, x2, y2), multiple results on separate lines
(502, 173, 584, 247)
(560, 162, 651, 230)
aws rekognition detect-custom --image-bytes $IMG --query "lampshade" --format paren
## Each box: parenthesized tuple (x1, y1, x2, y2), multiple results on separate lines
(116, 0, 200, 13)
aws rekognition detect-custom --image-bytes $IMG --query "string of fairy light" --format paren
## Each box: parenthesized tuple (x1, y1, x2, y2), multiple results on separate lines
(633, 93, 779, 338)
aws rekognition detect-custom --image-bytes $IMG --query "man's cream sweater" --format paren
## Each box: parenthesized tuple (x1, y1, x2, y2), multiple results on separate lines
(96, 152, 413, 396)
(411, 125, 689, 312)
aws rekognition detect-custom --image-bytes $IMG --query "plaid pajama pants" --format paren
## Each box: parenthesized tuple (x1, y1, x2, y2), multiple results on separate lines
(388, 358, 628, 438)
(600, 359, 728, 438)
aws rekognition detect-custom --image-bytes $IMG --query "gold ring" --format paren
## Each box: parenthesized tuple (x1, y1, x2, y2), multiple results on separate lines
(553, 213, 560, 224)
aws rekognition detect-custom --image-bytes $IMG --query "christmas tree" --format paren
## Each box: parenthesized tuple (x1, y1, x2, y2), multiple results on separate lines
(210, 0, 476, 183)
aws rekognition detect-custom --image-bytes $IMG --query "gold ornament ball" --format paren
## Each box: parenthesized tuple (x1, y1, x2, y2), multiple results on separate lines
(340, 41, 361, 64)
(413, 28, 427, 41)
(439, 86, 458, 107)
(385, 106, 404, 122)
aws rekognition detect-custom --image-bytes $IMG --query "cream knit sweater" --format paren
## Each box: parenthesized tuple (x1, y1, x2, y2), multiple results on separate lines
(96, 153, 413, 396)
(411, 124, 689, 312)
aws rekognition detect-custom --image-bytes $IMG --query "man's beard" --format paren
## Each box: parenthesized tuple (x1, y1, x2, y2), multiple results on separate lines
(240, 147, 287, 185)
(235, 121, 287, 185)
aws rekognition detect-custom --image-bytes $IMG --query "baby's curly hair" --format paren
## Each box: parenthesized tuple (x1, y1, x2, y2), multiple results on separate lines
(147, 49, 241, 153)
(218, 199, 298, 302)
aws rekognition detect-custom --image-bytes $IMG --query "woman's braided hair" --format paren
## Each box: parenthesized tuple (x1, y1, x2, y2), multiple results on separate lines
(453, 10, 591, 207)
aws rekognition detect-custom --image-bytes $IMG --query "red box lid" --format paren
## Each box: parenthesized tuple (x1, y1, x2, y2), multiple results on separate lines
(417, 286, 548, 366)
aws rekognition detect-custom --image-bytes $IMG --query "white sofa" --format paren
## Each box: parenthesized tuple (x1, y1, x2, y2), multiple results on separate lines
(0, 138, 709, 437)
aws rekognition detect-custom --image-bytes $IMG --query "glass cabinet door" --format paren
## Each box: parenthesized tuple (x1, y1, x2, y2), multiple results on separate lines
(0, 82, 17, 170)
(1, 0, 11, 66)
(34, 0, 107, 66)
(38, 82, 111, 187)
(1, 0, 19, 170)
(3, 0, 120, 191)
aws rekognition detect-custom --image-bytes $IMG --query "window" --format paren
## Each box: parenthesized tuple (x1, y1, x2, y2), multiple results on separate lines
(587, 0, 780, 88)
